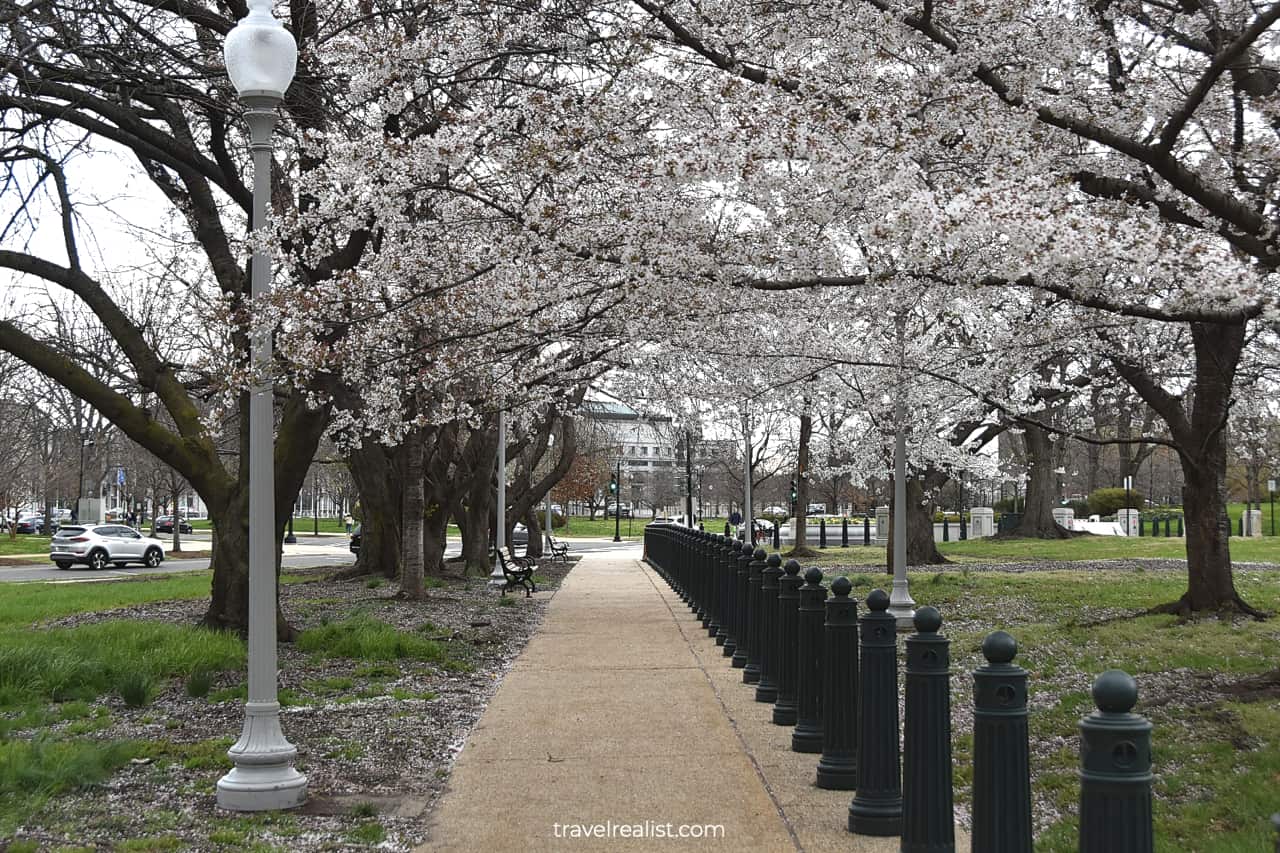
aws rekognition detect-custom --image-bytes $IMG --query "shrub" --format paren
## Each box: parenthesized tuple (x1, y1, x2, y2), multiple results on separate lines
(184, 670, 212, 699)
(296, 614, 452, 663)
(1087, 487, 1146, 516)
(116, 672, 156, 708)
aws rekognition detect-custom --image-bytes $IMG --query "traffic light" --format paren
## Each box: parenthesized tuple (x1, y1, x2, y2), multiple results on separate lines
(790, 479, 797, 503)
(609, 474, 617, 495)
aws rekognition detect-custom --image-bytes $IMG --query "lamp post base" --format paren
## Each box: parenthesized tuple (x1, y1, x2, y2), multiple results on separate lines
(889, 579, 916, 630)
(217, 702, 307, 811)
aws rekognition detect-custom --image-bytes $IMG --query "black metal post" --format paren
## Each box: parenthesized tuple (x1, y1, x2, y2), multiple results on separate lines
(731, 542, 753, 668)
(1164, 515, 1172, 537)
(773, 521, 780, 550)
(1177, 515, 1184, 537)
(792, 567, 827, 753)
(743, 547, 767, 683)
(771, 558, 802, 725)
(1078, 670, 1153, 853)
(819, 517, 827, 549)
(848, 588, 902, 835)
(901, 606, 954, 853)
(285, 513, 296, 544)
(959, 474, 967, 540)
(841, 517, 848, 547)
(942, 516, 949, 542)
(718, 535, 735, 654)
(863, 515, 870, 546)
(613, 461, 622, 542)
(816, 576, 858, 789)
(685, 430, 694, 532)
(972, 631, 1032, 853)
(755, 553, 782, 703)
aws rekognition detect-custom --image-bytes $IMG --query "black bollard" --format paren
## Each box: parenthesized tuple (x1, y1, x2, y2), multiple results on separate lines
(771, 559, 803, 725)
(1138, 516, 1145, 536)
(724, 522, 731, 537)
(792, 567, 827, 753)
(863, 516, 870, 546)
(1078, 670, 1153, 853)
(943, 516, 950, 542)
(848, 588, 902, 835)
(816, 576, 859, 788)
(755, 553, 783, 703)
(743, 547, 767, 683)
(960, 511, 967, 540)
(718, 536, 736, 655)
(1165, 515, 1172, 537)
(842, 517, 849, 547)
(1177, 516, 1184, 537)
(705, 534, 722, 640)
(773, 521, 780, 550)
(901, 606, 954, 853)
(819, 517, 827, 548)
(731, 542, 752, 668)
(972, 631, 1032, 853)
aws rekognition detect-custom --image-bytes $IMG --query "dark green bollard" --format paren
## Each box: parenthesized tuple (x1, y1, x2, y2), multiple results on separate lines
(1164, 515, 1172, 537)
(743, 548, 767, 683)
(1177, 516, 1184, 537)
(1138, 516, 1144, 537)
(772, 559, 803, 725)
(848, 589, 901, 835)
(1079, 670, 1153, 853)
(718, 536, 736, 655)
(773, 521, 780, 550)
(755, 553, 783, 703)
(819, 517, 827, 548)
(842, 517, 849, 546)
(942, 517, 950, 542)
(972, 631, 1032, 853)
(816, 577, 858, 788)
(731, 542, 752, 669)
(960, 512, 967, 540)
(704, 534, 722, 639)
(792, 567, 827, 753)
(902, 606, 954, 853)
(863, 516, 870, 546)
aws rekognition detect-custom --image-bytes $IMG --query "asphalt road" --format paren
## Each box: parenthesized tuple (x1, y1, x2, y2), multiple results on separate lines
(0, 534, 642, 583)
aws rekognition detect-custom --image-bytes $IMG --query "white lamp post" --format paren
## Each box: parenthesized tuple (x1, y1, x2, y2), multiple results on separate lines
(217, 0, 306, 812)
(888, 314, 915, 628)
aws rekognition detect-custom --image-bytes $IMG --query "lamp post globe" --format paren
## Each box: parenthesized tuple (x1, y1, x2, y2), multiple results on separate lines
(216, 0, 306, 813)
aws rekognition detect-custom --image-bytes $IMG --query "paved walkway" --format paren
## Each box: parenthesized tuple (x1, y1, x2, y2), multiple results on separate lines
(421, 550, 970, 852)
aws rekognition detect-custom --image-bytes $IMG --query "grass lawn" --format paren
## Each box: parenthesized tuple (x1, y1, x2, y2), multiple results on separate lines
(0, 536, 49, 556)
(938, 534, 1280, 563)
(822, 566, 1280, 851)
(189, 517, 352, 534)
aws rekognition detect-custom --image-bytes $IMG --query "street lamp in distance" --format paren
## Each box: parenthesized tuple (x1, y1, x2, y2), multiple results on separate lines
(610, 464, 621, 542)
(216, 0, 306, 813)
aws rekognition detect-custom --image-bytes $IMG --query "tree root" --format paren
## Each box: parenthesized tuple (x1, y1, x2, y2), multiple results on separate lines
(784, 545, 822, 558)
(1145, 594, 1271, 621)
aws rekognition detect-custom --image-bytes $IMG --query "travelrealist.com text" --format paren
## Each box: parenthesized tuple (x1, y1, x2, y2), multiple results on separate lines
(552, 821, 726, 840)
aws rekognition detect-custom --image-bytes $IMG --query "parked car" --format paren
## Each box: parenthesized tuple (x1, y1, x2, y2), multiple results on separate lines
(349, 524, 361, 555)
(16, 516, 56, 534)
(49, 524, 165, 570)
(511, 522, 529, 546)
(761, 505, 789, 517)
(154, 515, 193, 534)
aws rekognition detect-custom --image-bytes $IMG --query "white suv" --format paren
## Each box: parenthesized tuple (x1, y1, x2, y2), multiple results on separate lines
(50, 524, 166, 571)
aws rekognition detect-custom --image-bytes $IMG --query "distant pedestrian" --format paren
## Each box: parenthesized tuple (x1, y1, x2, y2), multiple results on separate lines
(729, 510, 742, 526)
(127, 511, 137, 527)
(344, 514, 353, 534)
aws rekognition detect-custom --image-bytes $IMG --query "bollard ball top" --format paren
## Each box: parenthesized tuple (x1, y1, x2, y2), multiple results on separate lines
(1092, 669, 1138, 713)
(913, 605, 942, 633)
(866, 588, 890, 611)
(982, 631, 1018, 664)
(784, 559, 801, 576)
(766, 552, 781, 566)
(804, 567, 823, 585)
(742, 542, 754, 555)
(831, 576, 852, 597)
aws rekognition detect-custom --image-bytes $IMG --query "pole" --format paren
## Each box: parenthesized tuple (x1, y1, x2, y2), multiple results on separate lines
(889, 318, 915, 628)
(743, 411, 753, 541)
(490, 411, 507, 582)
(685, 430, 694, 529)
(613, 461, 622, 542)
(217, 93, 305, 810)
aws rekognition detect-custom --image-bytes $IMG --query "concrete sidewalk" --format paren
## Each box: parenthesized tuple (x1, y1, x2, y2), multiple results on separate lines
(421, 551, 969, 852)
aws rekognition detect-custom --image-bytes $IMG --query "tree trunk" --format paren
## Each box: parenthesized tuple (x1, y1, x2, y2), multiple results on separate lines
(200, 489, 296, 641)
(422, 500, 450, 579)
(401, 427, 426, 599)
(347, 442, 403, 578)
(790, 411, 816, 555)
(524, 508, 543, 558)
(1116, 321, 1262, 617)
(887, 474, 948, 567)
(1012, 423, 1073, 538)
